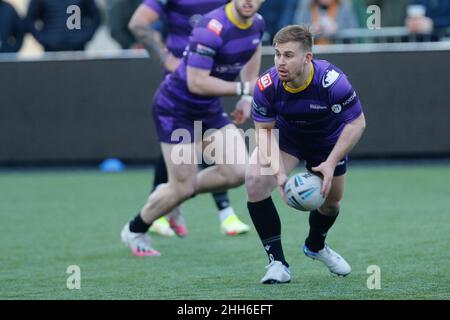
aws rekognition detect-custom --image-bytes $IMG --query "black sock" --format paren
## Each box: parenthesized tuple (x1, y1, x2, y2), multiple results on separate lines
(129, 212, 151, 233)
(247, 198, 289, 267)
(152, 155, 168, 192)
(305, 209, 339, 252)
(212, 192, 230, 211)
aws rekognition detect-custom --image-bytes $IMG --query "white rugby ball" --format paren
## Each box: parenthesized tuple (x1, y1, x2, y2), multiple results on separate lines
(284, 172, 325, 211)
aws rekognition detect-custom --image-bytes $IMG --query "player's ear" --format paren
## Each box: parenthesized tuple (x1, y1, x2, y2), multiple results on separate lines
(305, 52, 313, 64)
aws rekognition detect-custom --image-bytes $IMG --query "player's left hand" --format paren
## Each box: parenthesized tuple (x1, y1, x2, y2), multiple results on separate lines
(231, 97, 251, 125)
(276, 172, 288, 204)
(311, 161, 335, 199)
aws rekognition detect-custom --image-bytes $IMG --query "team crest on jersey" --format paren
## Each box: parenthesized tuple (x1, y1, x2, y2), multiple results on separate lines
(322, 69, 340, 88)
(207, 19, 223, 36)
(257, 73, 273, 91)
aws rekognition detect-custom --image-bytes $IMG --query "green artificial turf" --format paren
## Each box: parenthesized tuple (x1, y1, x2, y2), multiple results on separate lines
(1, 164, 449, 299)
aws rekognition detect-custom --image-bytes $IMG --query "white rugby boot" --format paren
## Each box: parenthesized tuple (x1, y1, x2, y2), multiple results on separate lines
(121, 223, 161, 256)
(303, 244, 351, 276)
(260, 259, 291, 284)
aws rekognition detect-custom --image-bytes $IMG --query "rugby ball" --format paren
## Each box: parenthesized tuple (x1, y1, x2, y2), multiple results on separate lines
(284, 172, 325, 211)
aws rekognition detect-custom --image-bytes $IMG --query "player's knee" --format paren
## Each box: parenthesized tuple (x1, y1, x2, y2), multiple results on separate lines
(176, 183, 196, 201)
(245, 173, 270, 201)
(226, 165, 245, 188)
(165, 178, 196, 202)
(319, 201, 341, 216)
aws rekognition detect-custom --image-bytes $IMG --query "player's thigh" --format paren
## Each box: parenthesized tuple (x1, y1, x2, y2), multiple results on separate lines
(203, 124, 247, 180)
(161, 142, 198, 186)
(246, 149, 299, 181)
(203, 123, 248, 166)
(246, 147, 278, 198)
(281, 150, 300, 175)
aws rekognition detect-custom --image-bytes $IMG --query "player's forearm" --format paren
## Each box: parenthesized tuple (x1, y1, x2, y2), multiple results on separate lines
(129, 25, 167, 64)
(327, 113, 366, 166)
(187, 73, 242, 96)
(240, 44, 262, 95)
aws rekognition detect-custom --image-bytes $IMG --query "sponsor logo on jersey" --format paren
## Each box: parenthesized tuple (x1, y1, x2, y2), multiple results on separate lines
(214, 62, 243, 73)
(331, 104, 342, 113)
(252, 100, 271, 117)
(342, 91, 357, 107)
(252, 38, 260, 45)
(195, 43, 216, 57)
(257, 73, 273, 91)
(207, 19, 223, 36)
(310, 104, 328, 110)
(322, 69, 340, 88)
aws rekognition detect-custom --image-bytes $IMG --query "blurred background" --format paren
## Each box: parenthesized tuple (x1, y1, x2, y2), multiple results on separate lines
(1, 0, 449, 166)
(3, 0, 450, 55)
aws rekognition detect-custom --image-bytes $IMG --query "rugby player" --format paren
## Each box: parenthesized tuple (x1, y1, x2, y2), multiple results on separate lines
(128, 0, 251, 237)
(246, 25, 366, 283)
(121, 0, 265, 256)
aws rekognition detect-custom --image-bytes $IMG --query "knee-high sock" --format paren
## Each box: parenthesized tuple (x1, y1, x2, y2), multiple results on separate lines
(305, 209, 338, 252)
(247, 197, 289, 267)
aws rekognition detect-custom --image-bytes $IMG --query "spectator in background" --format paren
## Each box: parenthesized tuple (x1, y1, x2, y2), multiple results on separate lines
(406, 0, 450, 40)
(294, 0, 358, 44)
(105, 0, 141, 49)
(26, 0, 101, 51)
(0, 0, 25, 53)
(361, 0, 411, 28)
(259, 0, 298, 44)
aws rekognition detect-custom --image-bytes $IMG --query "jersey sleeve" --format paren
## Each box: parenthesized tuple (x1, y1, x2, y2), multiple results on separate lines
(328, 73, 363, 123)
(143, 0, 165, 17)
(251, 74, 277, 123)
(186, 18, 224, 71)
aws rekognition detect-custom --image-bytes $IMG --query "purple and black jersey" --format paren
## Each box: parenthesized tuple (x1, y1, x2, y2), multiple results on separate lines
(152, 3, 265, 144)
(252, 59, 363, 175)
(144, 0, 228, 58)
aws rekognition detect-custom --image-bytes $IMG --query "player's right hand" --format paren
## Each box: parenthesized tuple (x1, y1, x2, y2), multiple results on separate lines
(311, 161, 334, 198)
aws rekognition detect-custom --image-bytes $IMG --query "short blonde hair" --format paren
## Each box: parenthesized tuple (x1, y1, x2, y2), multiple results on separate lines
(273, 25, 313, 52)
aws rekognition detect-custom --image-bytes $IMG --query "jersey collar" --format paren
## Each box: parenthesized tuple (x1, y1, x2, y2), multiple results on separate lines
(225, 2, 253, 30)
(283, 63, 315, 94)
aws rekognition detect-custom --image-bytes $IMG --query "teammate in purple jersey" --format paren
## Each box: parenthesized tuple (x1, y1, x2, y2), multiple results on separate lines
(121, 0, 265, 257)
(246, 25, 366, 283)
(130, 0, 229, 72)
(128, 0, 252, 237)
